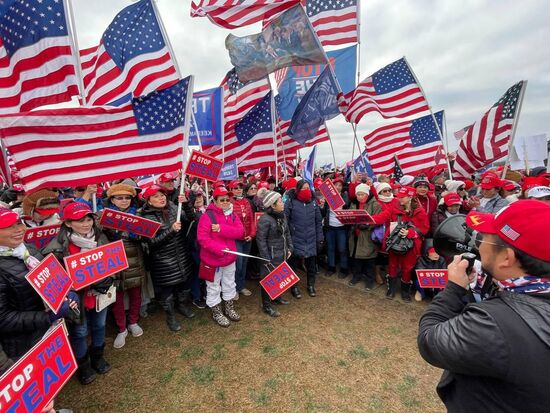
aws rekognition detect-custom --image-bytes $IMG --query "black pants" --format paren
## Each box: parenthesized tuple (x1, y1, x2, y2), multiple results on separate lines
(352, 258, 376, 283)
(156, 283, 185, 301)
(289, 255, 317, 287)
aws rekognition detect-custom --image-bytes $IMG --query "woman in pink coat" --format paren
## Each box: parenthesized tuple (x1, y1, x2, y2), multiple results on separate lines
(197, 186, 245, 327)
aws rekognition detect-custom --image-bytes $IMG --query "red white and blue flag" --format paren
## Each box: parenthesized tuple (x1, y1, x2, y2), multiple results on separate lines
(306, 0, 358, 46)
(344, 58, 429, 124)
(0, 78, 191, 191)
(0, 0, 79, 114)
(80, 0, 178, 106)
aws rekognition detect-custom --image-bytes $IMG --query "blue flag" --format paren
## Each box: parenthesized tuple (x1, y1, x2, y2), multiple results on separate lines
(189, 87, 223, 146)
(288, 67, 341, 145)
(218, 160, 238, 180)
(276, 45, 356, 121)
(304, 146, 316, 187)
(353, 151, 375, 177)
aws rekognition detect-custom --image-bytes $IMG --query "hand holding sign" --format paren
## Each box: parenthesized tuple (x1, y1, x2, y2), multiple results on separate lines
(318, 180, 345, 210)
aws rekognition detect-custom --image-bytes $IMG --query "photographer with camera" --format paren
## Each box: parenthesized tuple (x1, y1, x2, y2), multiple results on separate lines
(418, 200, 550, 412)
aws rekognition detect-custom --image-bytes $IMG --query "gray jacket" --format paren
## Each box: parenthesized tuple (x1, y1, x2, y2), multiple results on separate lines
(256, 211, 294, 277)
(478, 194, 509, 214)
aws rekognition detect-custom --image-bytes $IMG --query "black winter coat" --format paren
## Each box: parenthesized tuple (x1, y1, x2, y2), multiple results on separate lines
(285, 195, 323, 258)
(0, 245, 51, 359)
(139, 202, 194, 287)
(418, 281, 550, 413)
(256, 210, 294, 277)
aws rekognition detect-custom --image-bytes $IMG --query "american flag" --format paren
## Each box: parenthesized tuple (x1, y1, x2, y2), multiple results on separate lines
(190, 0, 299, 29)
(306, 0, 357, 46)
(363, 111, 444, 176)
(453, 81, 525, 178)
(276, 117, 329, 161)
(0, 78, 191, 191)
(392, 155, 403, 182)
(80, 0, 178, 106)
(0, 0, 79, 114)
(344, 58, 429, 124)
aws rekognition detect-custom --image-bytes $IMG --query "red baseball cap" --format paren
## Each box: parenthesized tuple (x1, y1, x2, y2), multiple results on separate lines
(332, 177, 344, 185)
(212, 186, 230, 199)
(396, 186, 415, 198)
(313, 178, 323, 189)
(282, 178, 297, 190)
(142, 185, 167, 200)
(0, 208, 20, 229)
(158, 172, 177, 183)
(502, 180, 520, 192)
(443, 193, 462, 206)
(61, 202, 94, 221)
(522, 176, 550, 193)
(466, 200, 550, 261)
(480, 175, 502, 189)
(227, 180, 242, 189)
(213, 180, 225, 189)
(258, 181, 270, 190)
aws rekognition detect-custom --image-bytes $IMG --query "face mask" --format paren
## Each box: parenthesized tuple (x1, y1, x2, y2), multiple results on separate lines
(223, 203, 233, 215)
(296, 189, 312, 202)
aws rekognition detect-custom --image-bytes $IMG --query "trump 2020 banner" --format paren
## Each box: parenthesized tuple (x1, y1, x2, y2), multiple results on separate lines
(276, 45, 357, 120)
(189, 87, 223, 146)
(0, 323, 77, 413)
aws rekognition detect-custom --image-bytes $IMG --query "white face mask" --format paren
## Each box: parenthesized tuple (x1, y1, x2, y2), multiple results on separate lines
(223, 203, 233, 215)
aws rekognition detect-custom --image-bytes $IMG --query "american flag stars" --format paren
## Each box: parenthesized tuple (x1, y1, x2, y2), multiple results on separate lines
(307, 0, 356, 16)
(372, 58, 417, 94)
(235, 91, 273, 145)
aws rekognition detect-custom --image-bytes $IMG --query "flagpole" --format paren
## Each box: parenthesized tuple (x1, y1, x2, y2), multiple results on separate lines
(356, 0, 362, 87)
(266, 75, 281, 187)
(64, 0, 86, 105)
(500, 80, 528, 179)
(177, 76, 195, 222)
(403, 56, 453, 177)
(191, 110, 210, 205)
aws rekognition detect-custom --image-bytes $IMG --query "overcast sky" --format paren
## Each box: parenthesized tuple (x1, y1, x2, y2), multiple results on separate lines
(71, 0, 550, 165)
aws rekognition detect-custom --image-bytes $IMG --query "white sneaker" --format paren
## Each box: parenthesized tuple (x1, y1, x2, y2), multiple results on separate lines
(128, 323, 143, 337)
(233, 292, 239, 301)
(114, 330, 128, 349)
(240, 288, 252, 296)
(414, 291, 423, 302)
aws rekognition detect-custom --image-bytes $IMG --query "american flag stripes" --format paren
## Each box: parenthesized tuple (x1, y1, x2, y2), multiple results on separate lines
(344, 58, 429, 124)
(190, 0, 300, 29)
(0, 0, 79, 114)
(276, 118, 329, 161)
(79, 0, 178, 106)
(0, 78, 191, 191)
(363, 111, 444, 176)
(453, 81, 525, 178)
(306, 0, 357, 46)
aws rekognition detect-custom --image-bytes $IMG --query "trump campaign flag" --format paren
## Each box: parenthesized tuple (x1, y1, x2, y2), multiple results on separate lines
(79, 0, 179, 106)
(0, 0, 79, 114)
(0, 77, 192, 191)
(225, 4, 325, 83)
(189, 87, 223, 146)
(304, 145, 316, 186)
(453, 81, 526, 178)
(288, 67, 341, 145)
(276, 44, 356, 121)
(345, 57, 429, 124)
(364, 111, 445, 175)
(190, 0, 300, 29)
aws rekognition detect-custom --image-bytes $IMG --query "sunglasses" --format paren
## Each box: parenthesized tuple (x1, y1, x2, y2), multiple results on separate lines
(113, 196, 133, 201)
(218, 198, 231, 203)
(380, 189, 392, 194)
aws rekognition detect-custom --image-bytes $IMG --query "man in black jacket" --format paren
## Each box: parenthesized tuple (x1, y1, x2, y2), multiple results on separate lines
(418, 200, 550, 412)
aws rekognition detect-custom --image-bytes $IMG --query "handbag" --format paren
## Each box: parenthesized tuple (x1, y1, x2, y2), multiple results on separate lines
(96, 285, 116, 312)
(198, 262, 217, 282)
(385, 215, 414, 255)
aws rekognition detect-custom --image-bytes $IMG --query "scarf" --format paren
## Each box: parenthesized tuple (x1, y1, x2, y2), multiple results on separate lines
(69, 230, 98, 251)
(223, 203, 234, 216)
(378, 194, 393, 203)
(496, 275, 550, 295)
(0, 244, 40, 270)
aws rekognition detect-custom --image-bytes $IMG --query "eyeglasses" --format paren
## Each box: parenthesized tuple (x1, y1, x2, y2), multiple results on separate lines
(113, 196, 132, 201)
(474, 233, 506, 249)
(218, 198, 231, 203)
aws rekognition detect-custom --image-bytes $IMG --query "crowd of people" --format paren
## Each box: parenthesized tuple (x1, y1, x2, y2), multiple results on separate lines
(1, 163, 550, 405)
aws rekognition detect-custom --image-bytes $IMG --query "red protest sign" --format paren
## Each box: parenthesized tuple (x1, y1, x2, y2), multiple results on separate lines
(185, 150, 223, 181)
(24, 225, 61, 250)
(333, 209, 373, 225)
(100, 208, 161, 238)
(64, 240, 128, 291)
(0, 323, 77, 413)
(416, 269, 448, 289)
(25, 254, 73, 314)
(260, 261, 300, 300)
(318, 179, 345, 210)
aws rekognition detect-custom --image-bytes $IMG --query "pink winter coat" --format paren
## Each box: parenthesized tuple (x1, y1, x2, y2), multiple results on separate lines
(197, 203, 245, 267)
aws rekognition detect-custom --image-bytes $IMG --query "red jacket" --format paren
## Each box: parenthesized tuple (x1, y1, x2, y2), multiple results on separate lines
(417, 194, 437, 217)
(231, 197, 256, 238)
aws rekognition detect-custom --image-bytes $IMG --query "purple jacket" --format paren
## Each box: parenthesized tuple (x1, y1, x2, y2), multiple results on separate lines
(197, 203, 244, 267)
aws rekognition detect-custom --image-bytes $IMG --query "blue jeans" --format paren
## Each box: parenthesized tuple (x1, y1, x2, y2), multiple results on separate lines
(235, 240, 252, 292)
(190, 250, 204, 302)
(70, 307, 108, 359)
(326, 227, 349, 271)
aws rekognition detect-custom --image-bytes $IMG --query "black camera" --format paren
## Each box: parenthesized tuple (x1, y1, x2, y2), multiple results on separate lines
(433, 214, 480, 260)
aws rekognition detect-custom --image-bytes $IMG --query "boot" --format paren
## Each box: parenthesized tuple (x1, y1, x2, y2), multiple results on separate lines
(290, 286, 302, 299)
(211, 304, 230, 327)
(176, 290, 195, 319)
(307, 285, 316, 297)
(273, 296, 290, 305)
(76, 352, 96, 385)
(262, 301, 280, 317)
(223, 299, 241, 322)
(160, 295, 181, 332)
(401, 281, 412, 302)
(90, 345, 111, 375)
(385, 275, 397, 300)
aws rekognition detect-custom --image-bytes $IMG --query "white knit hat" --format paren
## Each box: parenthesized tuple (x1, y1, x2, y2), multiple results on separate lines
(444, 180, 465, 193)
(376, 182, 392, 194)
(355, 183, 370, 194)
(263, 190, 282, 208)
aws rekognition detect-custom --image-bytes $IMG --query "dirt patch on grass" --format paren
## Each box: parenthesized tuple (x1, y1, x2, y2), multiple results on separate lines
(57, 276, 443, 412)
